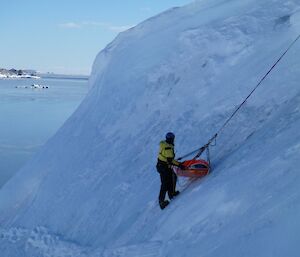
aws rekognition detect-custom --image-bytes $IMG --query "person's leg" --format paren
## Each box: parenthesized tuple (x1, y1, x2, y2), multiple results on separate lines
(169, 171, 180, 199)
(173, 172, 179, 193)
(157, 163, 168, 203)
(159, 171, 168, 203)
(167, 168, 175, 199)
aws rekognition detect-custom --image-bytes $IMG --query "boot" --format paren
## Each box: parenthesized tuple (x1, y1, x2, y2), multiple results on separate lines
(159, 200, 170, 210)
(173, 191, 180, 197)
(169, 191, 180, 200)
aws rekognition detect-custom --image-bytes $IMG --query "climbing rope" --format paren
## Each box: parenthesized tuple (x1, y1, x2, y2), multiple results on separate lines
(178, 34, 300, 161)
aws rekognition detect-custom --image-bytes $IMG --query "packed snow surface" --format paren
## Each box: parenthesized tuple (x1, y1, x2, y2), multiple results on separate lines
(1, 0, 300, 256)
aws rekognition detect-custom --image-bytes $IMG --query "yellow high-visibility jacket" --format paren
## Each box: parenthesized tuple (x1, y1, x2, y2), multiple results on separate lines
(158, 140, 180, 166)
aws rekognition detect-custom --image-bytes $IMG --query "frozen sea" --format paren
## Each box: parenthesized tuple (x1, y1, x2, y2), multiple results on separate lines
(0, 77, 88, 188)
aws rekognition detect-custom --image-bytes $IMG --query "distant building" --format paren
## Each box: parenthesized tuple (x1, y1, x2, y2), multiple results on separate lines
(9, 69, 17, 74)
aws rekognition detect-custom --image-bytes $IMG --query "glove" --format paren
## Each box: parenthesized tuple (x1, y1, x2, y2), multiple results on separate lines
(179, 163, 186, 170)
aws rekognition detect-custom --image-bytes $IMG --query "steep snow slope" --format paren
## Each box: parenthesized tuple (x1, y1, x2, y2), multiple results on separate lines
(1, 0, 300, 256)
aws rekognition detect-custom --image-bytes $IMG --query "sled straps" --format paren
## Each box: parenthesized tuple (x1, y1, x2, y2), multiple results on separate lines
(177, 133, 217, 160)
(178, 34, 300, 161)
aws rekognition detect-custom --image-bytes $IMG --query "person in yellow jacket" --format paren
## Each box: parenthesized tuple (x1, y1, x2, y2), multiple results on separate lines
(156, 132, 185, 209)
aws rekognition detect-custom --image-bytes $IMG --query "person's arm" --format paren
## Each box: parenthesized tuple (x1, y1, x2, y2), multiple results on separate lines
(171, 159, 180, 166)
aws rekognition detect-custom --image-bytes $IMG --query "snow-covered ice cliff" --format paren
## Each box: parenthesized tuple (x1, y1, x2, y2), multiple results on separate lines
(1, 0, 300, 256)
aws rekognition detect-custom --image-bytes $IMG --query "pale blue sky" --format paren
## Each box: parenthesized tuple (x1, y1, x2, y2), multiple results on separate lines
(0, 0, 193, 75)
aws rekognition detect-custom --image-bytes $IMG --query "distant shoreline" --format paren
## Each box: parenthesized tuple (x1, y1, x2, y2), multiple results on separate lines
(40, 74, 89, 81)
(0, 68, 89, 81)
(0, 74, 89, 81)
(0, 74, 41, 79)
(0, 68, 40, 79)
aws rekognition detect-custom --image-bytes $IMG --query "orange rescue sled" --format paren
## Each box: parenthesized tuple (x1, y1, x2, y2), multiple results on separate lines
(174, 159, 210, 178)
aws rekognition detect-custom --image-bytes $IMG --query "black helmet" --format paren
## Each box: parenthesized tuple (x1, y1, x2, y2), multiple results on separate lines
(166, 132, 175, 143)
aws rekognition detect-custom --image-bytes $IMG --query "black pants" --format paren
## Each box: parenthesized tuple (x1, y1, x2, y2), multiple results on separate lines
(156, 161, 177, 202)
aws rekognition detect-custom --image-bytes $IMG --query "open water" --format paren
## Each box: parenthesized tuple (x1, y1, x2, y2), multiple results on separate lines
(0, 77, 88, 188)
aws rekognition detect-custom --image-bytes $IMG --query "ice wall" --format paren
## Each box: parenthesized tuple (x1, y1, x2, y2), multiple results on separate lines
(1, 0, 300, 256)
